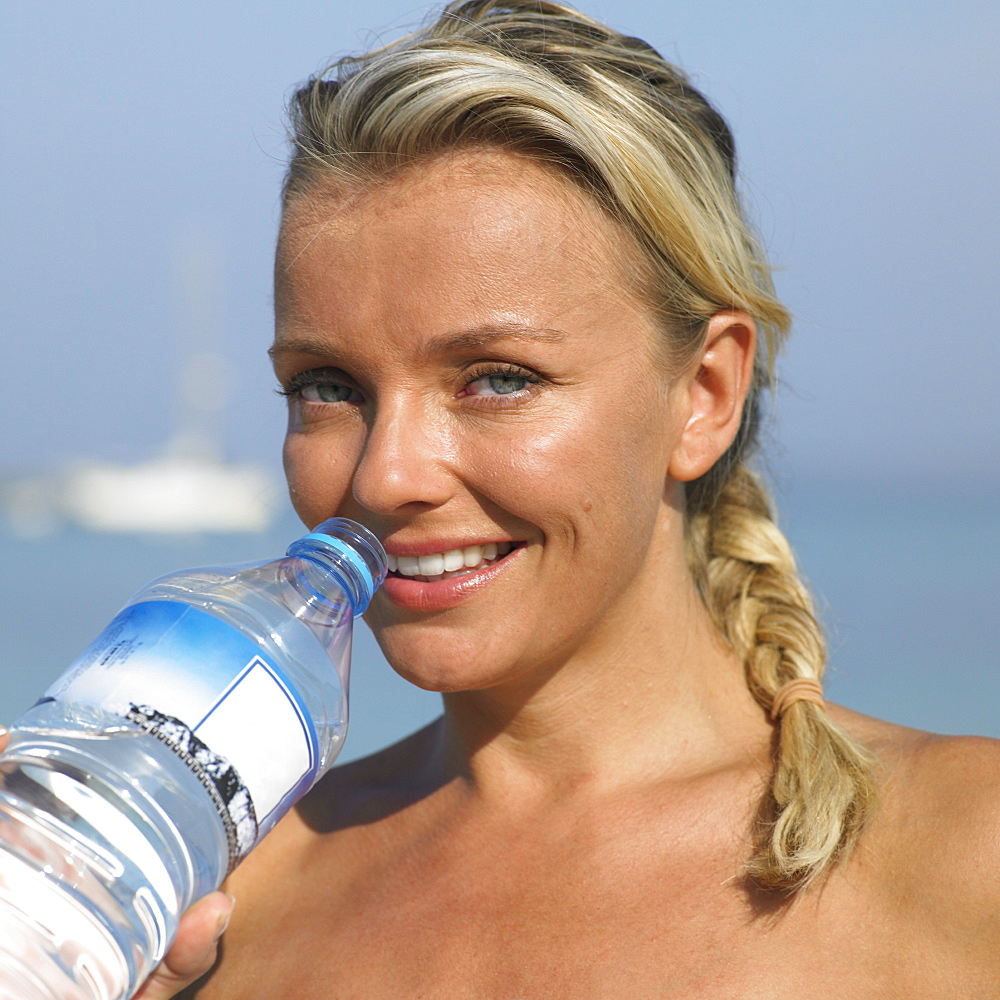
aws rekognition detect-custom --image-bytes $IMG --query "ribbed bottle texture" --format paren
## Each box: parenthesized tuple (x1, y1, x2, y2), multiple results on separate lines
(0, 519, 386, 1000)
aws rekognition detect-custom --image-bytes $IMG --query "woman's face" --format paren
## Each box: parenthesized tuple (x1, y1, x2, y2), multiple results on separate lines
(272, 150, 694, 692)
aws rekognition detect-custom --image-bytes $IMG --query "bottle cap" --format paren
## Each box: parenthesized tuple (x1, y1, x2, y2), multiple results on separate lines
(287, 519, 387, 613)
(299, 532, 375, 596)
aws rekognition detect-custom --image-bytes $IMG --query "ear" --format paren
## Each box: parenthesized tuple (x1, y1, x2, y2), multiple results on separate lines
(667, 310, 757, 483)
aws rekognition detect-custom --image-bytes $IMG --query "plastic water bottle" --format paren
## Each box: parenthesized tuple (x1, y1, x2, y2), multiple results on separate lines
(0, 518, 386, 1000)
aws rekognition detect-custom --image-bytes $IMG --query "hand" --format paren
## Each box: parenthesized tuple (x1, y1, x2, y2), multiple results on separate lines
(0, 726, 234, 1000)
(133, 890, 234, 999)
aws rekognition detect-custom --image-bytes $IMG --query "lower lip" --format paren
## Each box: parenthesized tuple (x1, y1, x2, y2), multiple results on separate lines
(379, 547, 522, 612)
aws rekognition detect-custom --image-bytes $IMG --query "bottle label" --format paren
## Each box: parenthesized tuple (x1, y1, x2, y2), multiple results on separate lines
(44, 600, 320, 863)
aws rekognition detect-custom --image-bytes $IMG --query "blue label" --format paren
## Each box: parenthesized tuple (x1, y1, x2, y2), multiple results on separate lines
(47, 600, 320, 861)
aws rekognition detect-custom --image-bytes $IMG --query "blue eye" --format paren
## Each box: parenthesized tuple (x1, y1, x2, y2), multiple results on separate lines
(277, 369, 364, 405)
(462, 365, 540, 400)
(302, 382, 358, 403)
(478, 373, 530, 395)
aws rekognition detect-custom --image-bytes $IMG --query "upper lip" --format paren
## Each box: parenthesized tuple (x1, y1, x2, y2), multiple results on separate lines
(379, 536, 522, 558)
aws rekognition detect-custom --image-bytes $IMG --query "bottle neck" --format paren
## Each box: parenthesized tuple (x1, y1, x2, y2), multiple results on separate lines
(279, 554, 357, 627)
(281, 518, 386, 626)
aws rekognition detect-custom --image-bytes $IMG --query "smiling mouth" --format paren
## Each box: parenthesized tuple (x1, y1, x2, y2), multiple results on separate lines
(386, 541, 517, 583)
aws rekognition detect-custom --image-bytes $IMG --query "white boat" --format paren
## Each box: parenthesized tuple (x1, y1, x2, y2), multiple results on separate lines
(60, 455, 276, 534)
(2, 229, 280, 536)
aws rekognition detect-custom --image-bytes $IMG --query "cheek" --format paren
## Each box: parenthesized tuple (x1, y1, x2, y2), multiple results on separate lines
(459, 395, 674, 540)
(282, 431, 356, 526)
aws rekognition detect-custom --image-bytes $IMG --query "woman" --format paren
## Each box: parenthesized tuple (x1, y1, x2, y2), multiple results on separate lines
(139, 1, 999, 995)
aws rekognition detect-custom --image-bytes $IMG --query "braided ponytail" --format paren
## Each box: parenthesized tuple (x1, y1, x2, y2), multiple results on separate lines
(284, 0, 880, 891)
(687, 466, 879, 889)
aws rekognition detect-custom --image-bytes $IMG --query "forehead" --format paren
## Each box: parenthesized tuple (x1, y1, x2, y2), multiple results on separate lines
(282, 149, 597, 236)
(272, 150, 668, 374)
(276, 150, 645, 301)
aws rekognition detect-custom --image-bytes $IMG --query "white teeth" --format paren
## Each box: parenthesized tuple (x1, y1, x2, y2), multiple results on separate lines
(443, 549, 465, 572)
(396, 555, 420, 576)
(386, 554, 398, 573)
(389, 541, 517, 579)
(418, 553, 445, 576)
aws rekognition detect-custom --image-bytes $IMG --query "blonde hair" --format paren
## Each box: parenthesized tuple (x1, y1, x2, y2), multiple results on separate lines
(283, 0, 878, 891)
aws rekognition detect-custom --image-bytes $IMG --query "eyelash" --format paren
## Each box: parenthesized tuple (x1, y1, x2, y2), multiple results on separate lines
(275, 369, 361, 404)
(459, 363, 543, 405)
(275, 363, 544, 407)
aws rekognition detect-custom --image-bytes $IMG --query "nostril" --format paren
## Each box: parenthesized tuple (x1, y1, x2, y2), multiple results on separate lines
(349, 411, 459, 517)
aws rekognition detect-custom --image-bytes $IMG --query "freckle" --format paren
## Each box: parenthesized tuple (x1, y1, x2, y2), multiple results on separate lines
(582, 500, 593, 512)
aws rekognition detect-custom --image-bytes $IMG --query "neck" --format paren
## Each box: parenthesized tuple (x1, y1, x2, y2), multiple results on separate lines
(436, 568, 770, 807)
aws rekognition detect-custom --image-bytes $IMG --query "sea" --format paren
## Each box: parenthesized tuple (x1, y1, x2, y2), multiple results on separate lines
(1, 481, 997, 762)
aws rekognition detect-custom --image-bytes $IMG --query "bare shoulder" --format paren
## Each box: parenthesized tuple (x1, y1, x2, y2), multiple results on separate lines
(299, 715, 448, 828)
(227, 717, 446, 882)
(208, 719, 448, 994)
(834, 704, 1000, 828)
(832, 705, 1000, 935)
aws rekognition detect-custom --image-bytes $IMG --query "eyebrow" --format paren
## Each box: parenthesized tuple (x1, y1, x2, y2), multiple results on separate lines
(268, 323, 566, 359)
(436, 324, 566, 349)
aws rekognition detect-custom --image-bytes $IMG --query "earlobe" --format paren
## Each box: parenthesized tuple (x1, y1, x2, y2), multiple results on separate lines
(667, 310, 757, 483)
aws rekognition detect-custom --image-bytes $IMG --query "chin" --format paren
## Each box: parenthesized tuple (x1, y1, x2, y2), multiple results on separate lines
(384, 667, 496, 697)
(369, 626, 524, 695)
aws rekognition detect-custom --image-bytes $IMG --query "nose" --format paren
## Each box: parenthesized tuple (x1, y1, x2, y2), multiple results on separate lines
(351, 395, 458, 516)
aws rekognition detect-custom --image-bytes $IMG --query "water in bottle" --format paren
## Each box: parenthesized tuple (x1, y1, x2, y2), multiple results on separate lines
(0, 518, 386, 1000)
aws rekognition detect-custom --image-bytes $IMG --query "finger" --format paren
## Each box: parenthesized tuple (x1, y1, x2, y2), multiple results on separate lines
(0, 724, 8, 753)
(132, 891, 234, 1000)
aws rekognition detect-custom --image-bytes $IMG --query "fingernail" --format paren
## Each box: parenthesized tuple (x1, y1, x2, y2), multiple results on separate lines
(214, 895, 236, 940)
(0, 724, 9, 739)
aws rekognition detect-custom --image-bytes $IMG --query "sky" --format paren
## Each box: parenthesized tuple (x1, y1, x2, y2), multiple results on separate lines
(2, 0, 998, 497)
(0, 2, 997, 750)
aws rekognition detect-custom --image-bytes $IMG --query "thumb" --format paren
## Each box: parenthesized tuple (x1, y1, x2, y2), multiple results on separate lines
(132, 891, 234, 1000)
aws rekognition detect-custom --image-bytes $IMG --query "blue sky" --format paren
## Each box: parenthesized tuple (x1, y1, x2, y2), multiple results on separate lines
(0, 1, 998, 747)
(2, 0, 998, 492)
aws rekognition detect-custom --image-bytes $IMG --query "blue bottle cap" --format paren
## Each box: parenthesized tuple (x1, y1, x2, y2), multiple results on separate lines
(298, 532, 375, 597)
